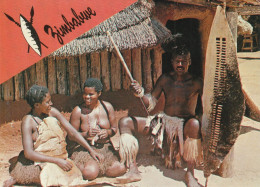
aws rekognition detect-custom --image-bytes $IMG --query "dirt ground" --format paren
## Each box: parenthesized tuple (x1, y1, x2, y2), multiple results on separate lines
(0, 51, 260, 187)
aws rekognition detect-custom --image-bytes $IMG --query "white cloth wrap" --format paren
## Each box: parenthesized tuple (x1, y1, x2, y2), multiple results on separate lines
(33, 117, 88, 187)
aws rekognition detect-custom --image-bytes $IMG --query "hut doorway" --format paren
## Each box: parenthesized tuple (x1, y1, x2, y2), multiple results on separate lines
(162, 19, 203, 78)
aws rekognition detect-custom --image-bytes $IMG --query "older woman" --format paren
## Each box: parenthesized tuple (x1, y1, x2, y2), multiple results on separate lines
(4, 85, 103, 187)
(67, 78, 126, 180)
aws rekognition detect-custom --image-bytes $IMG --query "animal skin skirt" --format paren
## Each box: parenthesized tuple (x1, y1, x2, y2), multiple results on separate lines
(9, 151, 41, 185)
(70, 143, 119, 176)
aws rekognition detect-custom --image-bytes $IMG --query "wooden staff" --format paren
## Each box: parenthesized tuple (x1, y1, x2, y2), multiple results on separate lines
(107, 31, 149, 116)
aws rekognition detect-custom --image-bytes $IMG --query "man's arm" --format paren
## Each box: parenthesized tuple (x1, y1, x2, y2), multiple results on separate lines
(195, 77, 204, 117)
(150, 75, 165, 99)
(131, 75, 165, 112)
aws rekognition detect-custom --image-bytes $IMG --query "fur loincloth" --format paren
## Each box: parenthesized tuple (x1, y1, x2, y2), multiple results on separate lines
(70, 143, 119, 176)
(10, 151, 41, 184)
(146, 113, 184, 156)
(147, 114, 203, 167)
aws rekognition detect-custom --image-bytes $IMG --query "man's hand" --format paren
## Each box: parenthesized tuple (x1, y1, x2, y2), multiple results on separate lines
(55, 158, 73, 171)
(90, 150, 104, 162)
(131, 80, 144, 97)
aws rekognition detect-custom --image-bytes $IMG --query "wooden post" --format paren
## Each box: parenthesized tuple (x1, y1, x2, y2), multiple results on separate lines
(47, 57, 57, 94)
(121, 50, 132, 90)
(132, 48, 142, 85)
(35, 59, 47, 87)
(110, 50, 122, 91)
(142, 48, 153, 92)
(24, 64, 36, 93)
(3, 78, 14, 101)
(215, 10, 238, 178)
(56, 57, 68, 95)
(152, 46, 163, 85)
(100, 50, 111, 91)
(79, 54, 88, 90)
(14, 72, 25, 101)
(68, 56, 81, 95)
(90, 52, 101, 79)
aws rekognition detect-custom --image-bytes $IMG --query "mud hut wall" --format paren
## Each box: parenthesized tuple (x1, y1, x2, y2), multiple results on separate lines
(0, 46, 163, 101)
(154, 2, 215, 77)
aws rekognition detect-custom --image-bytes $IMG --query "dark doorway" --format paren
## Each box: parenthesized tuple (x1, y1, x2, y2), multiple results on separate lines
(163, 19, 203, 78)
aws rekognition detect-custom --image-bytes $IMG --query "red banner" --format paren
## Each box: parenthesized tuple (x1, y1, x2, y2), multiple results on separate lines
(0, 0, 136, 84)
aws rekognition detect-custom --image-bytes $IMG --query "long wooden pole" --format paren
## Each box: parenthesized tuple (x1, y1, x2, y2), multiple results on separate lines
(107, 31, 134, 82)
(107, 31, 149, 116)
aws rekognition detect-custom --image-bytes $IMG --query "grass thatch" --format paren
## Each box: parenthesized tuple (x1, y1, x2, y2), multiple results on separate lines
(52, 0, 171, 56)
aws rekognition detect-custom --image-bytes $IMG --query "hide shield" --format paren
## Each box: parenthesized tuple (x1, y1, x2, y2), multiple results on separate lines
(202, 6, 245, 178)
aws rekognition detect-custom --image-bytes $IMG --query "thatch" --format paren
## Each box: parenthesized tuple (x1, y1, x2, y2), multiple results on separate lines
(211, 0, 260, 6)
(234, 0, 260, 6)
(237, 15, 253, 36)
(164, 0, 260, 7)
(52, 0, 171, 57)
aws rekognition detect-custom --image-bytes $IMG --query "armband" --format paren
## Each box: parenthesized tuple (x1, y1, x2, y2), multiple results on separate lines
(107, 128, 116, 137)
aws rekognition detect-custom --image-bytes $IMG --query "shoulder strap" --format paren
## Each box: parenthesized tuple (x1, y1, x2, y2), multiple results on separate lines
(100, 100, 110, 119)
(31, 115, 40, 126)
(100, 100, 116, 137)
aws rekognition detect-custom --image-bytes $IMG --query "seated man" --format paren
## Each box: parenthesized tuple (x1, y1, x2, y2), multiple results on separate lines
(117, 45, 203, 187)
(67, 78, 126, 180)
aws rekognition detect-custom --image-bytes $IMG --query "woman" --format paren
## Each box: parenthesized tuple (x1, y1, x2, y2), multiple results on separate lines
(4, 85, 103, 187)
(67, 78, 126, 180)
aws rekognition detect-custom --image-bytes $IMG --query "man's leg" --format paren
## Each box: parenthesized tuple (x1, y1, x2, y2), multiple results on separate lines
(183, 118, 203, 187)
(116, 116, 147, 183)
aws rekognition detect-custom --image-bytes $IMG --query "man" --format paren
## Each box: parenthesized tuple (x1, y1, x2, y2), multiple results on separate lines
(117, 44, 203, 187)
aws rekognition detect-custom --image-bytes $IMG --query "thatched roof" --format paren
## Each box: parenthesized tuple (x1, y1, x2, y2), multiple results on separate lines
(52, 0, 171, 56)
(164, 0, 260, 6)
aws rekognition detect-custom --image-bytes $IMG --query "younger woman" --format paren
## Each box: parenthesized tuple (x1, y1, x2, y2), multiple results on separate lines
(68, 78, 126, 180)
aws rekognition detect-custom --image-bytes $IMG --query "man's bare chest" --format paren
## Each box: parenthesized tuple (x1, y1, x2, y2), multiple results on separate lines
(163, 81, 198, 98)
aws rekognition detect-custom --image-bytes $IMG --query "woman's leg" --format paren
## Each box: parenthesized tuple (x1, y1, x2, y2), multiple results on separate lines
(81, 160, 100, 180)
(105, 161, 126, 177)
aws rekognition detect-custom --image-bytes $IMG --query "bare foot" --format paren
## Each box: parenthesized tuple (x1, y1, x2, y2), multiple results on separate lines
(175, 153, 182, 169)
(185, 171, 202, 187)
(175, 160, 182, 169)
(3, 177, 16, 187)
(115, 170, 141, 184)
